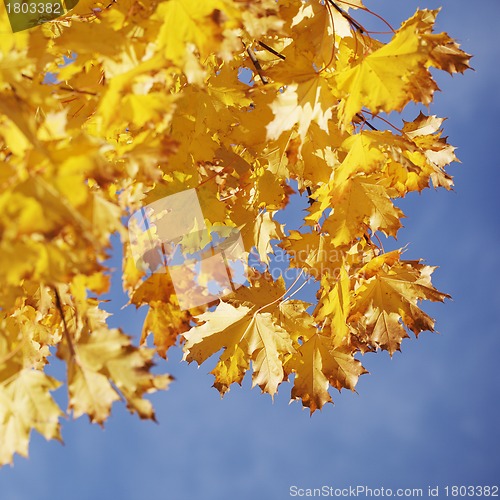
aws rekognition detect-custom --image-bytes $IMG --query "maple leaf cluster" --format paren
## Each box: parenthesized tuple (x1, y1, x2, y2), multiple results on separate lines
(0, 0, 470, 465)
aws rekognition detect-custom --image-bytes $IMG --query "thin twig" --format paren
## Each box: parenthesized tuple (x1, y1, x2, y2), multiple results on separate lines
(57, 86, 98, 96)
(244, 43, 268, 84)
(319, 0, 337, 73)
(373, 231, 385, 253)
(327, 0, 365, 34)
(21, 73, 98, 96)
(356, 112, 378, 131)
(53, 286, 77, 358)
(370, 113, 403, 133)
(335, 0, 395, 33)
(306, 186, 315, 206)
(258, 41, 286, 60)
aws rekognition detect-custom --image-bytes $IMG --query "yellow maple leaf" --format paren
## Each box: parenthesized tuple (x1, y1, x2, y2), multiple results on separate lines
(154, 0, 239, 65)
(314, 266, 351, 346)
(285, 333, 366, 414)
(266, 75, 337, 142)
(58, 327, 170, 423)
(141, 301, 196, 359)
(310, 174, 404, 245)
(350, 252, 450, 355)
(184, 301, 294, 396)
(131, 273, 201, 358)
(231, 206, 284, 264)
(279, 230, 343, 279)
(184, 271, 297, 397)
(401, 9, 472, 74)
(334, 14, 433, 125)
(0, 370, 63, 466)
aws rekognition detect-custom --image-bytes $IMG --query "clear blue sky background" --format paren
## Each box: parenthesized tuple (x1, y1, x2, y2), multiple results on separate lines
(1, 1, 499, 499)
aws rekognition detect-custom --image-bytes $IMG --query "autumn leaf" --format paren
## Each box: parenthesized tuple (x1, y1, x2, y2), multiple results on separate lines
(314, 266, 351, 346)
(335, 11, 434, 126)
(285, 332, 367, 414)
(266, 75, 337, 142)
(58, 327, 171, 423)
(184, 295, 295, 397)
(0, 370, 63, 465)
(349, 252, 450, 355)
(310, 174, 404, 245)
(131, 273, 200, 358)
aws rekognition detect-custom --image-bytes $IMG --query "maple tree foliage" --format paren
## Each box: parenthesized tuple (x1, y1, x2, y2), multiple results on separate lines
(0, 0, 470, 465)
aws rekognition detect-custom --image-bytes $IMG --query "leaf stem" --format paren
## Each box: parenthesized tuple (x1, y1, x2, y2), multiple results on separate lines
(254, 269, 305, 315)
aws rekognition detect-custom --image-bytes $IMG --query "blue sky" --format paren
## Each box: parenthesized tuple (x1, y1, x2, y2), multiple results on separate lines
(1, 1, 499, 499)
